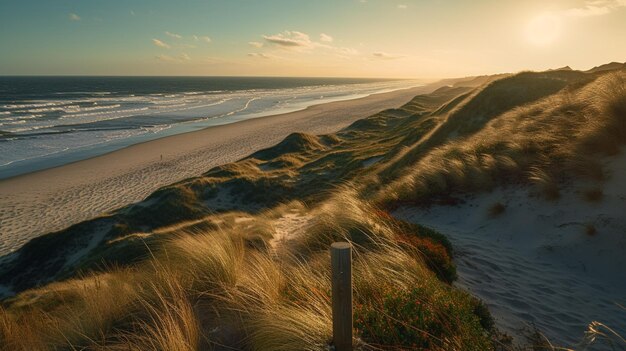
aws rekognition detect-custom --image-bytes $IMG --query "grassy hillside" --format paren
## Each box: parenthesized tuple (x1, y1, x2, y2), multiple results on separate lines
(375, 70, 625, 204)
(1, 64, 625, 350)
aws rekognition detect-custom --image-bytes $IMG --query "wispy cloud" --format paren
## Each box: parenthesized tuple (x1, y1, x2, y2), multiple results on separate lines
(563, 0, 626, 17)
(320, 33, 334, 42)
(260, 30, 358, 59)
(152, 38, 171, 49)
(155, 54, 176, 62)
(397, 4, 408, 9)
(192, 35, 212, 43)
(202, 56, 227, 64)
(248, 53, 271, 59)
(155, 53, 190, 62)
(336, 47, 359, 56)
(263, 31, 313, 47)
(372, 52, 405, 60)
(68, 13, 81, 21)
(165, 31, 182, 39)
(249, 41, 264, 48)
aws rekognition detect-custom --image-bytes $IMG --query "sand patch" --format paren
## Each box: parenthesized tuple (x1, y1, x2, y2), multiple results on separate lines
(393, 151, 626, 348)
(269, 209, 312, 252)
(362, 156, 383, 167)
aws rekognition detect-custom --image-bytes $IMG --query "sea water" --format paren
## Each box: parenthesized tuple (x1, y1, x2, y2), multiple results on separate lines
(0, 76, 420, 178)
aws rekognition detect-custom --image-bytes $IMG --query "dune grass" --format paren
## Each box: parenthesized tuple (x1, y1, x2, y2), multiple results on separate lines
(0, 189, 494, 350)
(2, 67, 625, 350)
(373, 71, 626, 205)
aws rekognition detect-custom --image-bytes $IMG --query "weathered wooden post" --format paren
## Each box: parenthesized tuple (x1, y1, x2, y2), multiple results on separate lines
(331, 242, 353, 351)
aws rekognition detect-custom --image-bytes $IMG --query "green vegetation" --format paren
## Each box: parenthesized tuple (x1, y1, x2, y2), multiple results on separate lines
(1, 65, 625, 350)
(354, 286, 490, 350)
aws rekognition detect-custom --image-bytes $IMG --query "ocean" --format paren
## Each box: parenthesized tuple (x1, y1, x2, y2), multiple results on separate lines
(0, 76, 419, 179)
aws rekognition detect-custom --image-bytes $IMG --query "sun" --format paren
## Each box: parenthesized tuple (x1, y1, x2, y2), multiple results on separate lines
(525, 13, 562, 46)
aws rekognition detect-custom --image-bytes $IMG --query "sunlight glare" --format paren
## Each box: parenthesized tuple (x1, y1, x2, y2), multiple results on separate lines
(525, 13, 562, 46)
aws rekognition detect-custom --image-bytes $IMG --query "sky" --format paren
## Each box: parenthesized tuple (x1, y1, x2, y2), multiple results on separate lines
(0, 0, 625, 78)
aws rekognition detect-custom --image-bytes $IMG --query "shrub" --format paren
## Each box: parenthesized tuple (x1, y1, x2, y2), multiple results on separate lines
(354, 284, 492, 350)
(396, 233, 456, 283)
(373, 210, 456, 282)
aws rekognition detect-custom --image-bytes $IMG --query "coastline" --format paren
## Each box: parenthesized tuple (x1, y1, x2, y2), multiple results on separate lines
(0, 80, 424, 180)
(0, 85, 431, 256)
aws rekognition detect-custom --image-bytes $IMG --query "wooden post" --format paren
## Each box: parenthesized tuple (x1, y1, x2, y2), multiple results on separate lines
(331, 242, 353, 351)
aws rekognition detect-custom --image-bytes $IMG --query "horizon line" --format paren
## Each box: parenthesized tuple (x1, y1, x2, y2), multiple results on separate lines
(0, 74, 430, 80)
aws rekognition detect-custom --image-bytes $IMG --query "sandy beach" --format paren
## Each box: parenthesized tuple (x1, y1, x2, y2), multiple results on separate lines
(0, 86, 428, 255)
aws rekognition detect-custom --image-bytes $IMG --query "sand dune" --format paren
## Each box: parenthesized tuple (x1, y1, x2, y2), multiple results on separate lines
(0, 86, 428, 256)
(394, 150, 626, 347)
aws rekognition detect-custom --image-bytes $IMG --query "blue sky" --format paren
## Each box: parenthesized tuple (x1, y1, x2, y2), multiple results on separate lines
(1, 0, 625, 77)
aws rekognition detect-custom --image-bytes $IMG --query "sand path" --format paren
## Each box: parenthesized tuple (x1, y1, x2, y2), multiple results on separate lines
(270, 209, 312, 253)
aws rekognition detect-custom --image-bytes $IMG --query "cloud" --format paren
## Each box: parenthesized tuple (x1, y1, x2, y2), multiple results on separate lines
(263, 31, 313, 47)
(248, 53, 271, 59)
(165, 31, 182, 39)
(249, 41, 264, 48)
(259, 30, 358, 59)
(563, 0, 626, 17)
(130, 10, 135, 16)
(335, 47, 359, 56)
(155, 53, 190, 62)
(372, 52, 405, 60)
(193, 35, 211, 43)
(68, 13, 81, 21)
(155, 55, 176, 62)
(397, 4, 408, 9)
(202, 56, 227, 64)
(320, 33, 334, 42)
(152, 38, 171, 49)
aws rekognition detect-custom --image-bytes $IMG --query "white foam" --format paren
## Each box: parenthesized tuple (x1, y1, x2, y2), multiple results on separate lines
(25, 105, 79, 113)
(2, 101, 64, 109)
(67, 103, 121, 113)
(1, 79, 422, 175)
